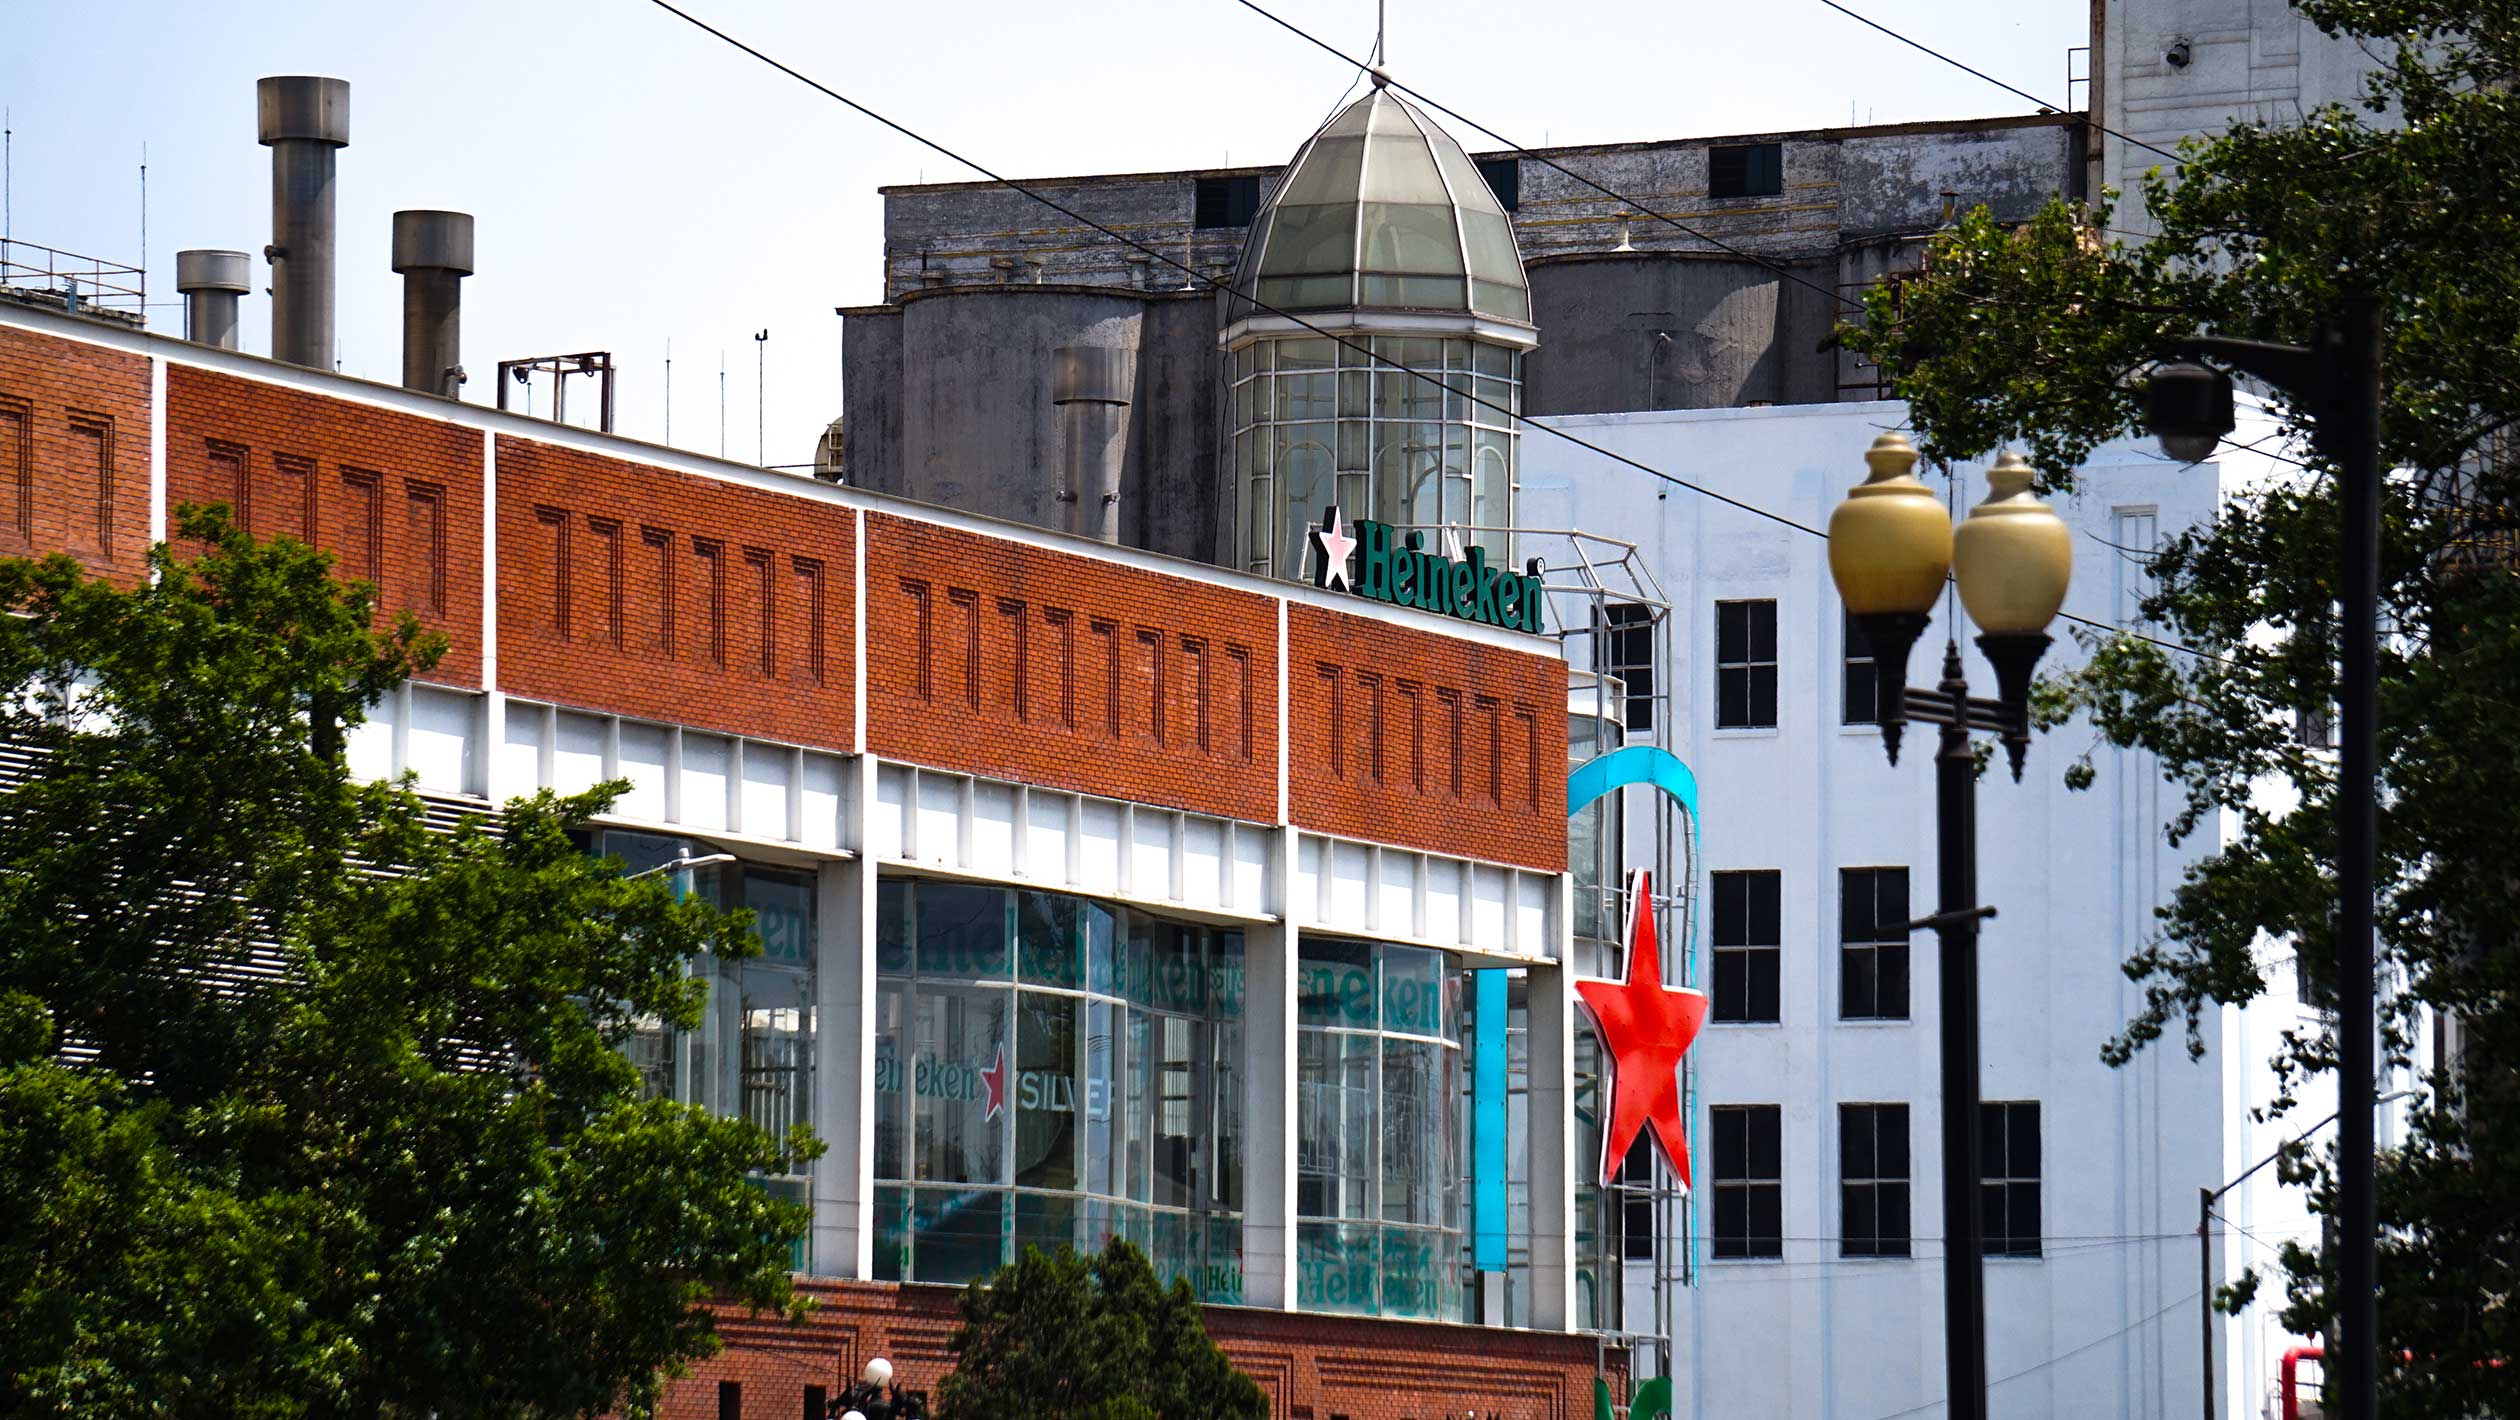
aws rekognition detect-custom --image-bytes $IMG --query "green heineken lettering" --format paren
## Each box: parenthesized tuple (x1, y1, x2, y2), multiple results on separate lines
(1306, 506, 1548, 634)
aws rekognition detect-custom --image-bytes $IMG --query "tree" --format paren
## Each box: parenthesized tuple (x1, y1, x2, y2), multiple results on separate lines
(1842, 5, 2519, 1414)
(0, 509, 814, 1419)
(937, 1240, 1268, 1420)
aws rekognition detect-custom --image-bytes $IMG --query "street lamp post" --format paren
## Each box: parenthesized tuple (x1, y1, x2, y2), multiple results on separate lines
(1828, 433, 2073, 1420)
(2142, 296, 2387, 1420)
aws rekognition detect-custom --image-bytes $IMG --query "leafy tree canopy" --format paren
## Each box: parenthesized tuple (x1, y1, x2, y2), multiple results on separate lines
(1844, 4, 2518, 1414)
(0, 508, 814, 1419)
(937, 1240, 1267, 1420)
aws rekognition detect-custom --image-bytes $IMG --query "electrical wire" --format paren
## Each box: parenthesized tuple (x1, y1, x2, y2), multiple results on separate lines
(1814, 0, 2190, 168)
(1228, 0, 1865, 314)
(640, 0, 2238, 672)
(1855, 1288, 2206, 1420)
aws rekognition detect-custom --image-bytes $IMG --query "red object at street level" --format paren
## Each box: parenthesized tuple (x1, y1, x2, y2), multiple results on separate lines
(1575, 869, 1709, 1189)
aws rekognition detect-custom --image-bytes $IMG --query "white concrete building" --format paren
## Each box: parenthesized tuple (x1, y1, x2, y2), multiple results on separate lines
(1525, 399, 2238, 1419)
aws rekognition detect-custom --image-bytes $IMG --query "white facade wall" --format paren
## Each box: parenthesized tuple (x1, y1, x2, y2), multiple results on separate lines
(1527, 401, 2240, 1419)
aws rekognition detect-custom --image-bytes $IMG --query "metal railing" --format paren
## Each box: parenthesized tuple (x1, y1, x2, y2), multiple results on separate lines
(0, 237, 146, 314)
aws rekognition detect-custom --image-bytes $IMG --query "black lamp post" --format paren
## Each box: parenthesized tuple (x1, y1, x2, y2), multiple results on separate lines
(2141, 297, 2387, 1420)
(1828, 434, 2074, 1420)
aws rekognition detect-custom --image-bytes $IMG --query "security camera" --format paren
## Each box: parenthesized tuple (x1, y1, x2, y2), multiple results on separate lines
(2165, 38, 2193, 68)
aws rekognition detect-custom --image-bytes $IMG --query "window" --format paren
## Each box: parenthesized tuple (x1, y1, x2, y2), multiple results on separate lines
(2296, 702, 2335, 749)
(1195, 174, 1264, 229)
(1839, 867, 1911, 1021)
(1597, 601, 1656, 731)
(1839, 1102, 1911, 1257)
(1708, 142, 1783, 199)
(1715, 599, 1778, 729)
(1710, 1104, 1782, 1259)
(1843, 609, 1886, 725)
(1476, 157, 1521, 212)
(1619, 1139, 1656, 1260)
(1981, 1101, 2042, 1257)
(1711, 870, 1781, 1024)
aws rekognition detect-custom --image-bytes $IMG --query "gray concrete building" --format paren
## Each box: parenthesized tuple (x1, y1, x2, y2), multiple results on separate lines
(837, 105, 2088, 567)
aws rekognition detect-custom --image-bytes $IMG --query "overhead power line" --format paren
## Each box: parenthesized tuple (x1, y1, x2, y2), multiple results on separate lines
(638, 0, 2231, 668)
(1814, 0, 2189, 167)
(1230, 0, 1863, 314)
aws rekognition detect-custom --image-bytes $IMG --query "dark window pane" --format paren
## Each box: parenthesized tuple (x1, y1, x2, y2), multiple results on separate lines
(1880, 944, 1910, 1019)
(1746, 1107, 1781, 1177)
(1846, 660, 1879, 725)
(1981, 1104, 2007, 1173)
(1747, 872, 1782, 943)
(1881, 870, 1910, 935)
(1750, 665, 1777, 727)
(1476, 157, 1520, 212)
(1747, 951, 1780, 1023)
(1713, 874, 1748, 946)
(1714, 952, 1749, 1023)
(1749, 600, 1777, 661)
(1713, 1108, 1747, 1179)
(1840, 1105, 1871, 1176)
(1879, 1182, 1910, 1253)
(2012, 1181, 2041, 1253)
(1196, 175, 1263, 229)
(1713, 1189, 1746, 1256)
(1842, 947, 1876, 1019)
(1719, 669, 1749, 728)
(1746, 1184, 1782, 1257)
(1879, 1106, 1909, 1178)
(1843, 1185, 1875, 1253)
(2013, 1104, 2042, 1177)
(1717, 602, 1748, 663)
(1842, 869, 1873, 941)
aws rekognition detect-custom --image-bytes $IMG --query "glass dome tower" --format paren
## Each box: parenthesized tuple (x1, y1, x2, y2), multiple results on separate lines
(1224, 79, 1537, 581)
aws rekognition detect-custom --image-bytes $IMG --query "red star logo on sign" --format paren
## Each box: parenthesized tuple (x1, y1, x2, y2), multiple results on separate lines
(980, 1040, 1008, 1121)
(1575, 869, 1708, 1190)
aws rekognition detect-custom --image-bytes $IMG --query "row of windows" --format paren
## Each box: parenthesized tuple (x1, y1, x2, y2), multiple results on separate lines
(1710, 866, 1911, 1024)
(1710, 1102, 2043, 1259)
(1596, 601, 1893, 735)
(1188, 142, 1779, 232)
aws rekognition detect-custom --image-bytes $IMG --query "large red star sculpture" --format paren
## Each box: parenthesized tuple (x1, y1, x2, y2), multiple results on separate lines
(1575, 869, 1709, 1190)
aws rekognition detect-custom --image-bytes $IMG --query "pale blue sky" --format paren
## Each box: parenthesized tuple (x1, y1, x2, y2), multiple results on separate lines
(2, 1, 2088, 469)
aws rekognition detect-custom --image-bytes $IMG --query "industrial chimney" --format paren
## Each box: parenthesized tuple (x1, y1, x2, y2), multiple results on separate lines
(257, 76, 349, 370)
(174, 249, 250, 350)
(1051, 346, 1133, 543)
(391, 210, 473, 397)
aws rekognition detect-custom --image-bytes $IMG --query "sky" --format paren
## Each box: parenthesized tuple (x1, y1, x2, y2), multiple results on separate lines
(2, 0, 2090, 471)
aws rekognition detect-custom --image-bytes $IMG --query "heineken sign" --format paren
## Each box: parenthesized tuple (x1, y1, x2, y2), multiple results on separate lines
(1307, 507, 1548, 634)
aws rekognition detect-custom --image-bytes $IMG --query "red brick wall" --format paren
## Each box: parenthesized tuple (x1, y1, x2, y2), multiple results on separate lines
(666, 1280, 1620, 1420)
(864, 513, 1279, 824)
(0, 324, 154, 585)
(495, 436, 858, 754)
(165, 364, 486, 686)
(1287, 604, 1567, 874)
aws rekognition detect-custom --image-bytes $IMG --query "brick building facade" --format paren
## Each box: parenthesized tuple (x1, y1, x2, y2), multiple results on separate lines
(1, 303, 1612, 1420)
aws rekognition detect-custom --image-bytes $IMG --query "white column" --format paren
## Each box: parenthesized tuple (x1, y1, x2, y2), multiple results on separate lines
(812, 752, 880, 1277)
(1527, 893, 1579, 1330)
(1239, 826, 1300, 1310)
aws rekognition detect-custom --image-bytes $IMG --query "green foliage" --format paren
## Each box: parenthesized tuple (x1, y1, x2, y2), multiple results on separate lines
(1844, 6, 2520, 1414)
(937, 1240, 1268, 1420)
(0, 508, 813, 1418)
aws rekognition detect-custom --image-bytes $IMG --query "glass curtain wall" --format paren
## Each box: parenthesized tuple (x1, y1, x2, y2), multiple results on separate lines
(604, 830, 817, 1265)
(1296, 939, 1465, 1320)
(1230, 335, 1520, 580)
(872, 879, 1245, 1300)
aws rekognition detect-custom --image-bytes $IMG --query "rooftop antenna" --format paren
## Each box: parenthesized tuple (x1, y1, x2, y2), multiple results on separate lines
(664, 337, 673, 445)
(4, 107, 12, 244)
(754, 328, 768, 465)
(139, 143, 147, 318)
(718, 350, 727, 458)
(1371, 0, 1387, 68)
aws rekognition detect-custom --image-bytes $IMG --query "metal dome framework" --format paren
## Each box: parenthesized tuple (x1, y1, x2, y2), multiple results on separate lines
(1225, 83, 1536, 583)
(1225, 83, 1535, 339)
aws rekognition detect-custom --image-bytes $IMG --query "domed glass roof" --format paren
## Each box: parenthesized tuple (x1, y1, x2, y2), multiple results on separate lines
(1228, 84, 1531, 328)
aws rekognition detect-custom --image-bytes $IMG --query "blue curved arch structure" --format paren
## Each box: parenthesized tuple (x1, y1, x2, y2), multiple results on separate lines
(1471, 743, 1707, 1276)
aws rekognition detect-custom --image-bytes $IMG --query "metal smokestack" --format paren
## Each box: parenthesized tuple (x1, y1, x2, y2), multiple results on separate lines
(391, 210, 473, 397)
(174, 249, 250, 350)
(1052, 346, 1133, 544)
(257, 76, 349, 369)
